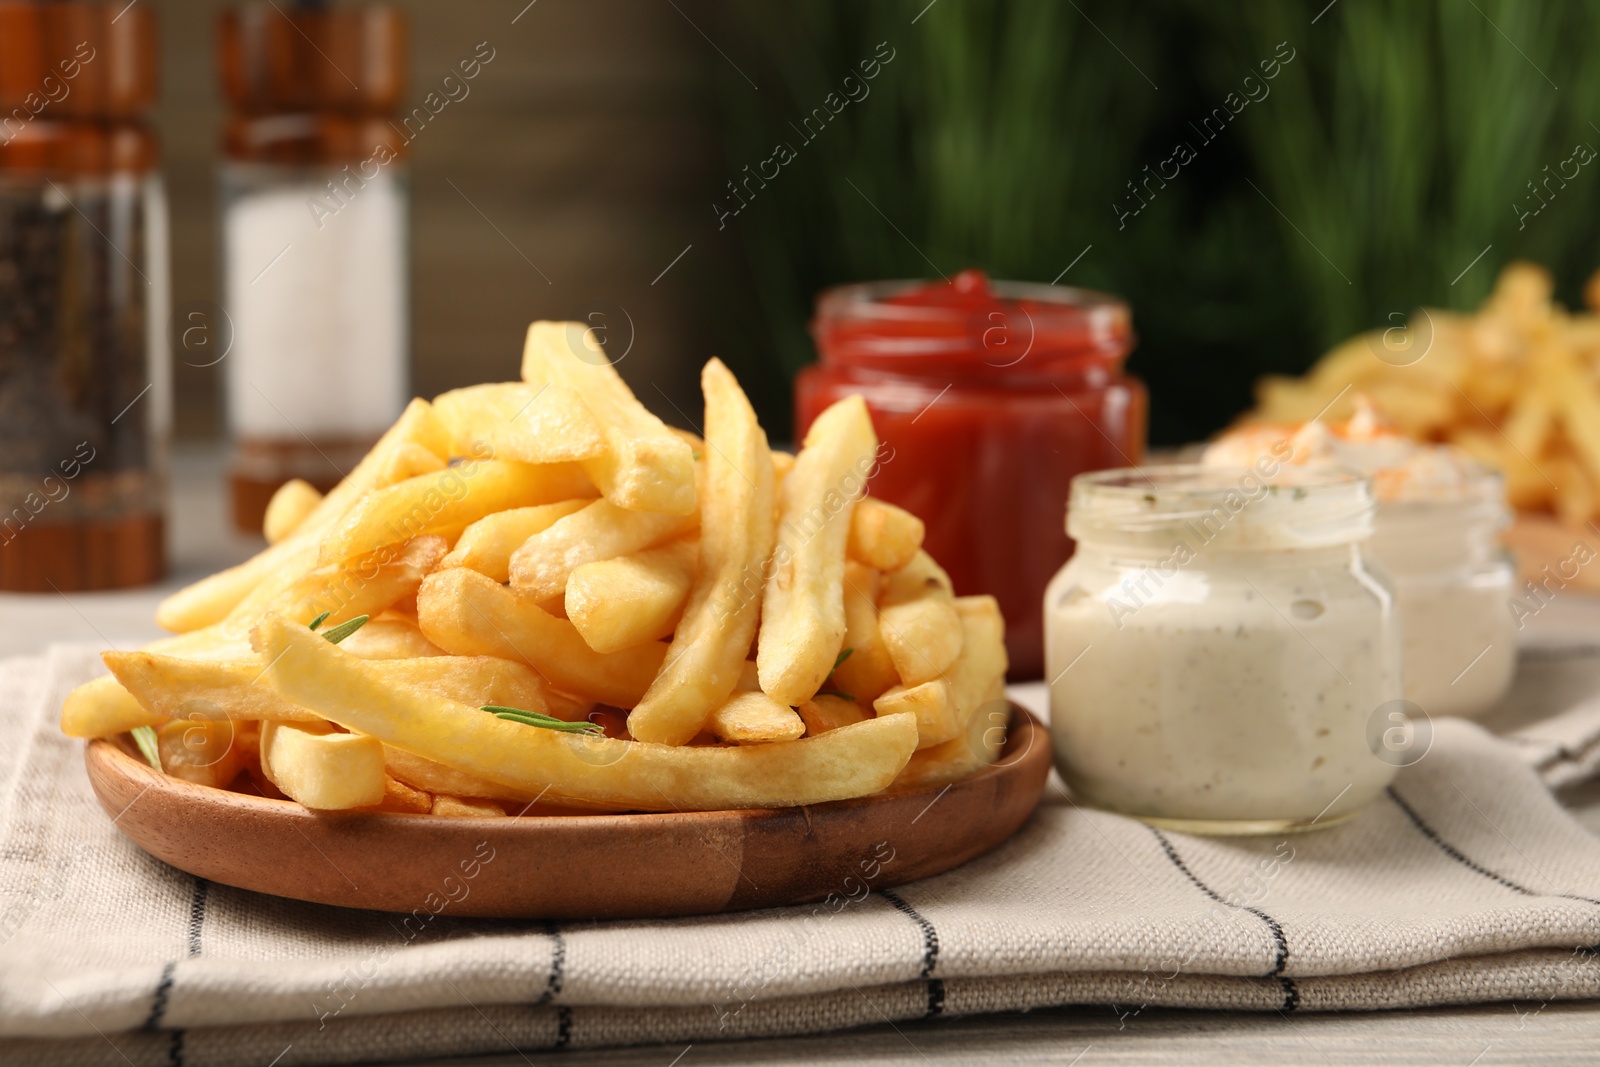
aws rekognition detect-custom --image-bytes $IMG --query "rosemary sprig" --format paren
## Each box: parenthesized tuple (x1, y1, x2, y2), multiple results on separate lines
(130, 725, 162, 771)
(812, 647, 857, 700)
(483, 705, 606, 736)
(318, 615, 370, 645)
(308, 611, 331, 631)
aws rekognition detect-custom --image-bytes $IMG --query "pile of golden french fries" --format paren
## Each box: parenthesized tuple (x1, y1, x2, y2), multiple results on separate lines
(1242, 262, 1600, 527)
(61, 323, 1008, 816)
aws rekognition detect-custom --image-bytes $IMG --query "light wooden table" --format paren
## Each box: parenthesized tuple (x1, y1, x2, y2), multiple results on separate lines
(6, 445, 1598, 1067)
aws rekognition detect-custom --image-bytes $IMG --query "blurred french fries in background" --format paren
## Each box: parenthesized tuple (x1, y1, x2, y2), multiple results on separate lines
(1243, 261, 1600, 528)
(1241, 261, 1600, 592)
(65, 321, 1013, 815)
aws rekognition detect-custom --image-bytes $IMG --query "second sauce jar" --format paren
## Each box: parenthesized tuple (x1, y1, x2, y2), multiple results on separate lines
(1046, 464, 1401, 833)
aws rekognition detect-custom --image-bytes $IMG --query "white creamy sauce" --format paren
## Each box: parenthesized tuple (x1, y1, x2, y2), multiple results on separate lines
(1047, 546, 1399, 824)
(1206, 412, 1517, 719)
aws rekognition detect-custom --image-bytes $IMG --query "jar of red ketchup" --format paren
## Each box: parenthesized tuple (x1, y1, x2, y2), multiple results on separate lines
(798, 269, 1145, 679)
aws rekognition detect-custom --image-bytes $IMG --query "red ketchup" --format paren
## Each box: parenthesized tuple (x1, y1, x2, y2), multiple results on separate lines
(798, 269, 1145, 679)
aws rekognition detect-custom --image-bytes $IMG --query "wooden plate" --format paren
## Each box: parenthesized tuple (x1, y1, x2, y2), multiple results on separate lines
(85, 706, 1050, 918)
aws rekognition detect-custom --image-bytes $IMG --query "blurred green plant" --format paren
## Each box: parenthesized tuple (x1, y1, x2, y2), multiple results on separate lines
(707, 0, 1600, 445)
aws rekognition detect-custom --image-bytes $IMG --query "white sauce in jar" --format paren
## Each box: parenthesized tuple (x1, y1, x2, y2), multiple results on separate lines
(1046, 465, 1401, 831)
(1206, 409, 1516, 718)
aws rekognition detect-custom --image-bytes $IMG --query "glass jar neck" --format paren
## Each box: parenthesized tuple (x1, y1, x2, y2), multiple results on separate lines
(1368, 499, 1511, 571)
(1073, 538, 1362, 572)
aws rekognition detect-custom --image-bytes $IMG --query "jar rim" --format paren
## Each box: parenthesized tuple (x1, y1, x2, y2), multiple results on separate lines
(1068, 463, 1377, 549)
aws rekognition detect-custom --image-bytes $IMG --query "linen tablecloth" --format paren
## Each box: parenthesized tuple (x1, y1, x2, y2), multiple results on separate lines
(1, 634, 1598, 1066)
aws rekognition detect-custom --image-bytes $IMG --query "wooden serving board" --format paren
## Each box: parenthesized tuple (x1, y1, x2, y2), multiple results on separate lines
(85, 707, 1051, 919)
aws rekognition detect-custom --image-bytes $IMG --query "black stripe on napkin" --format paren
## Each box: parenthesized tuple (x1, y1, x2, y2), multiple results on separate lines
(555, 1005, 573, 1048)
(536, 921, 565, 1005)
(1148, 827, 1299, 1010)
(187, 879, 209, 957)
(142, 876, 209, 1042)
(1388, 788, 1600, 908)
(880, 889, 945, 1016)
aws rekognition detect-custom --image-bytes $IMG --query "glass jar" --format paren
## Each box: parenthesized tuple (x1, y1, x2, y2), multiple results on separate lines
(1368, 469, 1516, 719)
(1045, 465, 1401, 834)
(0, 3, 168, 591)
(800, 268, 1146, 679)
(217, 5, 409, 533)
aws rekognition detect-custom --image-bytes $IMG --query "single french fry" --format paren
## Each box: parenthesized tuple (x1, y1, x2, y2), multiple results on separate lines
(522, 321, 697, 515)
(60, 675, 157, 738)
(566, 537, 698, 653)
(440, 500, 593, 582)
(628, 359, 776, 745)
(431, 795, 507, 818)
(707, 690, 805, 744)
(873, 679, 961, 750)
(156, 398, 452, 632)
(510, 497, 699, 601)
(263, 479, 323, 544)
(417, 567, 666, 708)
(891, 681, 1009, 791)
(835, 563, 899, 704)
(101, 648, 572, 734)
(434, 381, 607, 464)
(335, 617, 447, 659)
(318, 458, 593, 566)
(878, 550, 963, 686)
(156, 718, 246, 789)
(757, 395, 877, 706)
(1550, 354, 1600, 489)
(847, 498, 924, 572)
(258, 615, 918, 810)
(797, 694, 869, 736)
(260, 719, 387, 810)
(253, 535, 447, 627)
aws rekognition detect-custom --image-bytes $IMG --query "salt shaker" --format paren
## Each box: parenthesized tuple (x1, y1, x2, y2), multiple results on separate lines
(217, 4, 409, 533)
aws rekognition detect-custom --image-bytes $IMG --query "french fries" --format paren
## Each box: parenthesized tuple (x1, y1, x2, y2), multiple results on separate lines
(258, 615, 919, 810)
(628, 360, 776, 745)
(417, 567, 665, 708)
(566, 537, 698, 653)
(69, 327, 1005, 818)
(433, 381, 607, 464)
(262, 479, 322, 544)
(255, 535, 447, 627)
(707, 691, 805, 744)
(156, 398, 452, 632)
(260, 719, 387, 810)
(440, 500, 593, 583)
(319, 459, 593, 566)
(521, 322, 697, 515)
(848, 498, 924, 572)
(757, 395, 877, 706)
(834, 563, 900, 704)
(509, 498, 699, 602)
(878, 551, 964, 686)
(1242, 261, 1600, 528)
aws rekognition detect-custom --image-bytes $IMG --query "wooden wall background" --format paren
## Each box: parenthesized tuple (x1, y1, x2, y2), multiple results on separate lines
(155, 0, 758, 441)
